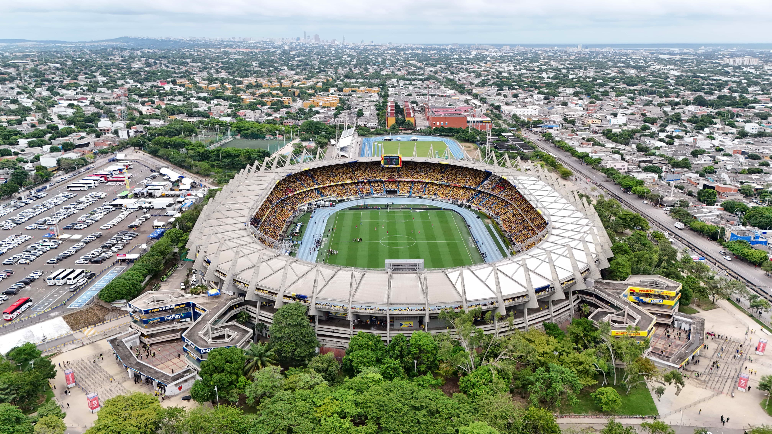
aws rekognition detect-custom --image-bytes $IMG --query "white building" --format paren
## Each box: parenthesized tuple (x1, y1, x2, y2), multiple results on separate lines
(745, 123, 760, 134)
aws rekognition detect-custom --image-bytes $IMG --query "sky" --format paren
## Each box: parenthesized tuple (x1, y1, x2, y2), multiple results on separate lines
(2, 0, 772, 44)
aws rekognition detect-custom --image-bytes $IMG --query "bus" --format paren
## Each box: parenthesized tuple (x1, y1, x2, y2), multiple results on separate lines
(65, 269, 86, 285)
(67, 183, 92, 191)
(47, 269, 70, 285)
(81, 177, 104, 184)
(106, 177, 127, 183)
(3, 297, 32, 321)
(92, 173, 111, 180)
(52, 269, 76, 286)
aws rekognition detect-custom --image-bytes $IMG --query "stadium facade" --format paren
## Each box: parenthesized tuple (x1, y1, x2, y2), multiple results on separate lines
(109, 150, 705, 394)
(184, 153, 615, 350)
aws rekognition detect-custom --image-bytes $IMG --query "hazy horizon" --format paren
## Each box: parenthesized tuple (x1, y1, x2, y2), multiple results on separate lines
(2, 0, 772, 45)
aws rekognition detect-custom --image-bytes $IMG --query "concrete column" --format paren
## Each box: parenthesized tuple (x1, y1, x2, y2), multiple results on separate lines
(522, 259, 538, 331)
(582, 238, 602, 280)
(548, 252, 565, 301)
(591, 229, 611, 269)
(567, 246, 587, 290)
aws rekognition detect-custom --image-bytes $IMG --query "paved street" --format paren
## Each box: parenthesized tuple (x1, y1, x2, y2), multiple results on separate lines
(522, 131, 772, 294)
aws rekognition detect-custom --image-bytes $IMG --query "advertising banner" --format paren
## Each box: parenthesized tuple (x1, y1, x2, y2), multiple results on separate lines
(738, 374, 750, 391)
(64, 370, 75, 388)
(87, 393, 100, 411)
(757, 339, 767, 355)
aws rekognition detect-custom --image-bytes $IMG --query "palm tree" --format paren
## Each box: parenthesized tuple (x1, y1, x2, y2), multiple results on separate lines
(244, 342, 275, 377)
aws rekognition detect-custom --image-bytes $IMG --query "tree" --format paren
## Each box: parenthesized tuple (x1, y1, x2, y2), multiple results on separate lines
(408, 331, 439, 376)
(60, 142, 75, 151)
(245, 365, 283, 406)
(307, 352, 340, 384)
(600, 418, 636, 434)
(721, 200, 750, 215)
(33, 416, 66, 434)
(640, 420, 675, 434)
(697, 189, 718, 206)
(515, 406, 561, 434)
(744, 207, 772, 230)
(460, 365, 508, 400)
(190, 347, 246, 403)
(592, 387, 622, 412)
(342, 332, 386, 376)
(269, 303, 319, 368)
(243, 342, 275, 377)
(0, 404, 32, 434)
(459, 422, 499, 434)
(85, 393, 161, 434)
(663, 370, 685, 394)
(178, 406, 249, 434)
(527, 363, 582, 408)
(740, 184, 756, 197)
(759, 375, 772, 409)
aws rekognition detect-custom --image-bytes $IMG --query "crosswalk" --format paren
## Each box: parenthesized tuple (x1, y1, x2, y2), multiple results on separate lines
(82, 327, 98, 337)
(29, 286, 67, 314)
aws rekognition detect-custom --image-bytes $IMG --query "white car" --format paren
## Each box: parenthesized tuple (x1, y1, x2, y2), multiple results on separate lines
(74, 259, 90, 265)
(724, 255, 732, 261)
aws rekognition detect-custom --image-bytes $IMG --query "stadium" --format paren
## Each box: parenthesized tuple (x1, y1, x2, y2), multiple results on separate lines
(180, 146, 617, 350)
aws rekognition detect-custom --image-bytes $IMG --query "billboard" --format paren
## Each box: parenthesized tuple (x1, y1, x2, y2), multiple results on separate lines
(757, 339, 767, 355)
(738, 374, 750, 391)
(64, 369, 75, 388)
(87, 393, 100, 411)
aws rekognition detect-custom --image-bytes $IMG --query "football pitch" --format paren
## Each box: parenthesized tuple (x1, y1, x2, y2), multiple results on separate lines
(374, 140, 450, 158)
(318, 208, 483, 269)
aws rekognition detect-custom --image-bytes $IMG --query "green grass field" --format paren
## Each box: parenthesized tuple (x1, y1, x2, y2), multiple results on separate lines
(318, 208, 483, 269)
(225, 138, 285, 153)
(375, 140, 449, 158)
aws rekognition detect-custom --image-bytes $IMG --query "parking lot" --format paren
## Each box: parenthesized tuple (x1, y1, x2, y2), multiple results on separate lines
(0, 159, 165, 329)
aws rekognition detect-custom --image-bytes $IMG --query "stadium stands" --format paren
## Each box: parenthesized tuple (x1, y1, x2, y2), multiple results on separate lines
(251, 161, 548, 251)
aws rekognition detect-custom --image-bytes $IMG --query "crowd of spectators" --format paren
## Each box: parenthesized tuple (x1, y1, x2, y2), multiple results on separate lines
(251, 162, 547, 249)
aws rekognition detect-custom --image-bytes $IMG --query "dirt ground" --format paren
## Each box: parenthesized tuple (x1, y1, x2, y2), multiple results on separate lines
(459, 142, 481, 159)
(63, 301, 125, 331)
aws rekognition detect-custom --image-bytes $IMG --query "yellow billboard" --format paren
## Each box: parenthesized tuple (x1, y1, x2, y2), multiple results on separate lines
(627, 286, 678, 297)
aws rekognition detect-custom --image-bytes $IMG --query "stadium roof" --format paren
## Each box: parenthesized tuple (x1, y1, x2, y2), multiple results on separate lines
(187, 154, 613, 315)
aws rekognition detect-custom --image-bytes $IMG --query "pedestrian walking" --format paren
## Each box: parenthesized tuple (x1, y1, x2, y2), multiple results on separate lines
(699, 409, 701, 414)
(67, 403, 69, 408)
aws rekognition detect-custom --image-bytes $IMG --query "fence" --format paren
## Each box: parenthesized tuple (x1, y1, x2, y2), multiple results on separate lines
(40, 315, 130, 356)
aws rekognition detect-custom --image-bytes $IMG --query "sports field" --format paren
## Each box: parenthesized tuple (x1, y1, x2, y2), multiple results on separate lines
(318, 208, 483, 269)
(224, 138, 284, 153)
(374, 140, 449, 158)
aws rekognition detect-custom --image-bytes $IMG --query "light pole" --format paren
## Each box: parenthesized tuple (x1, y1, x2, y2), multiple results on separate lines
(214, 385, 219, 406)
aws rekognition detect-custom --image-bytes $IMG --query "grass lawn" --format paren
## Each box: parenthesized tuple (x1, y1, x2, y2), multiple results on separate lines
(562, 382, 659, 416)
(679, 304, 699, 314)
(761, 397, 772, 416)
(374, 140, 450, 158)
(318, 208, 483, 269)
(224, 138, 285, 153)
(693, 295, 717, 311)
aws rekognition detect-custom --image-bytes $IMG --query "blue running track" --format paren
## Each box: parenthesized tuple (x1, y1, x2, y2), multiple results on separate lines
(296, 198, 503, 264)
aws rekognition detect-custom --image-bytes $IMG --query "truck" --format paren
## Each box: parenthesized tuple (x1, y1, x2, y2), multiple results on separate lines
(674, 222, 685, 230)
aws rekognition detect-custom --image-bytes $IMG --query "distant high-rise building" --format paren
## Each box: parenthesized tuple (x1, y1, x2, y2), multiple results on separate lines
(304, 31, 306, 41)
(314, 34, 320, 43)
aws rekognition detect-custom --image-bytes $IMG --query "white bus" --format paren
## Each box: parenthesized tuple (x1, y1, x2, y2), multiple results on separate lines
(65, 269, 86, 285)
(54, 269, 77, 286)
(67, 183, 92, 191)
(80, 178, 103, 185)
(47, 269, 70, 286)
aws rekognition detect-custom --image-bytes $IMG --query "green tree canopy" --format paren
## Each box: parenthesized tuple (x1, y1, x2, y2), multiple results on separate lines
(269, 303, 319, 368)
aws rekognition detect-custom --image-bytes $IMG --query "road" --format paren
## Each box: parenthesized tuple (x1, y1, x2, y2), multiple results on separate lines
(0, 158, 164, 335)
(521, 131, 772, 296)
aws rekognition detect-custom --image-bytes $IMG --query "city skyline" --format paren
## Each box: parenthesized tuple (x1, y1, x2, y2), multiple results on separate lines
(2, 0, 772, 44)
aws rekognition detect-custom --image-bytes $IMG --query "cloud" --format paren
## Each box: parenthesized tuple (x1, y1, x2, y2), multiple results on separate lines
(2, 0, 771, 43)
